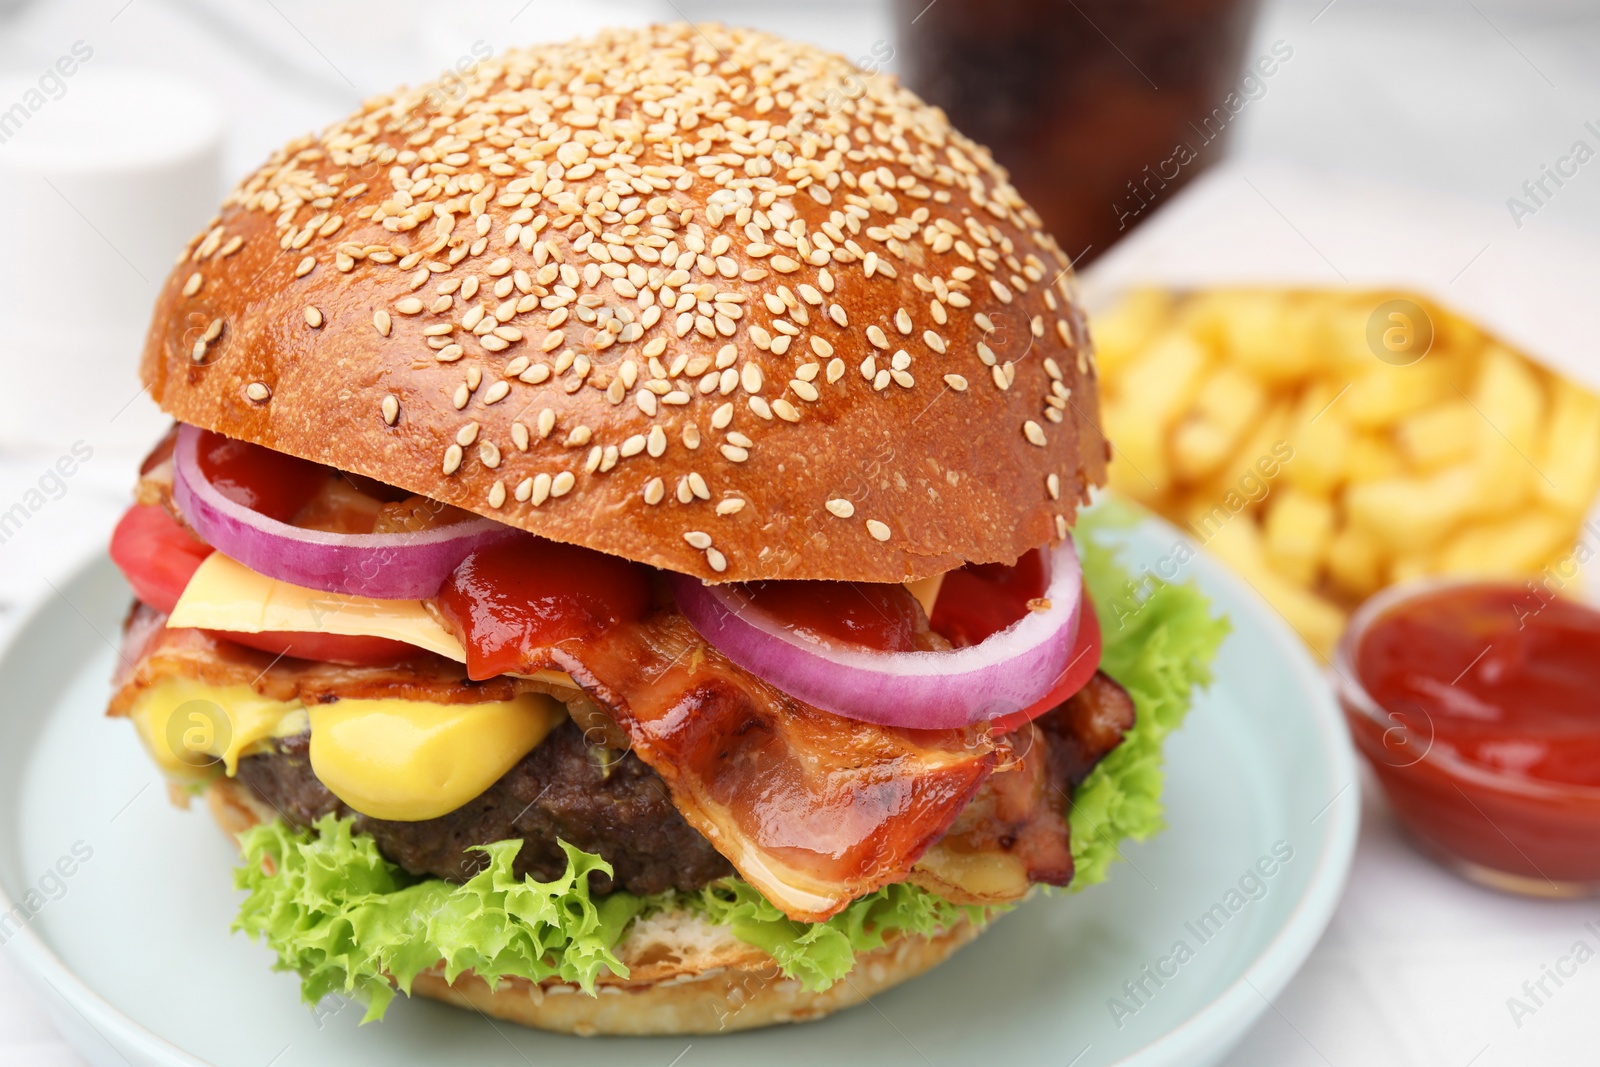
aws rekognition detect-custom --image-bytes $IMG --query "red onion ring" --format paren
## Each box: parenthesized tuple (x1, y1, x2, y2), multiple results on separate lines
(171, 424, 521, 600)
(669, 539, 1084, 729)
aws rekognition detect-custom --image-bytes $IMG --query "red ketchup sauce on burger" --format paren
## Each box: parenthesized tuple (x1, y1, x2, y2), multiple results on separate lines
(1338, 581, 1600, 895)
(436, 538, 651, 680)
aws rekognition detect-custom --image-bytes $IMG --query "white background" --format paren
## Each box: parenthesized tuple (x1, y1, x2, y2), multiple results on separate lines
(2, 1, 1599, 1064)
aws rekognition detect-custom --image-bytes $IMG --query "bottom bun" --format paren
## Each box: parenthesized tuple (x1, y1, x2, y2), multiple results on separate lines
(206, 778, 983, 1035)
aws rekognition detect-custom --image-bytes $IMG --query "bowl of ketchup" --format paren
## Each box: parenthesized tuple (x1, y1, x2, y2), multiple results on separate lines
(1335, 580, 1600, 897)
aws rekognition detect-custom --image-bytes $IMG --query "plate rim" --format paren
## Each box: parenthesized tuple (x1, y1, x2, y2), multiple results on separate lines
(0, 555, 212, 1067)
(1107, 517, 1360, 1065)
(0, 515, 1359, 1067)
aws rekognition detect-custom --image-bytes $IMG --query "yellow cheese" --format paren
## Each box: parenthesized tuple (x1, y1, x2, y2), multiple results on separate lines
(307, 694, 564, 821)
(127, 678, 306, 779)
(125, 677, 566, 822)
(168, 553, 468, 661)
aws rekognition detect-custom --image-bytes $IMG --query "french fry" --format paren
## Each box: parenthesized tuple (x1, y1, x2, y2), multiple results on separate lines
(1207, 520, 1345, 658)
(1103, 329, 1211, 501)
(1092, 288, 1173, 380)
(1264, 489, 1335, 587)
(1170, 367, 1267, 483)
(1326, 523, 1384, 600)
(1469, 345, 1544, 513)
(1283, 383, 1351, 495)
(1395, 401, 1479, 472)
(1346, 434, 1404, 484)
(1536, 378, 1600, 515)
(1341, 359, 1452, 430)
(1436, 511, 1575, 577)
(1343, 465, 1479, 550)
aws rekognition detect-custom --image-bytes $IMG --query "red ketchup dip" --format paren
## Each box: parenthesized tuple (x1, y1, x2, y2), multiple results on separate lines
(1336, 581, 1600, 896)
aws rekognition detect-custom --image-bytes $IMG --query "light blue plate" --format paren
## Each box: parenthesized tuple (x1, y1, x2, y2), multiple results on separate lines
(0, 514, 1358, 1067)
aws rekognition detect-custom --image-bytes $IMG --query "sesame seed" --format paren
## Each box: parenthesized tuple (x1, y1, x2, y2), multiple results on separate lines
(866, 519, 892, 541)
(1056, 514, 1069, 539)
(684, 530, 712, 550)
(515, 477, 534, 502)
(442, 444, 463, 475)
(923, 330, 947, 354)
(395, 297, 424, 315)
(182, 272, 202, 297)
(456, 423, 480, 447)
(720, 444, 749, 462)
(294, 256, 315, 278)
(826, 358, 845, 383)
(530, 472, 553, 506)
(482, 380, 510, 405)
(826, 498, 855, 518)
(381, 395, 399, 424)
(706, 547, 728, 573)
(1047, 473, 1061, 500)
(488, 480, 507, 508)
(373, 310, 392, 336)
(647, 425, 667, 457)
(245, 382, 271, 403)
(303, 306, 323, 328)
(895, 308, 913, 334)
(551, 471, 575, 497)
(1024, 420, 1047, 446)
(643, 477, 665, 505)
(716, 498, 745, 515)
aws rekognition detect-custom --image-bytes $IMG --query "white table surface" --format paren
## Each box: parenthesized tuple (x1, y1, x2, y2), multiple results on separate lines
(4, 1, 1600, 1063)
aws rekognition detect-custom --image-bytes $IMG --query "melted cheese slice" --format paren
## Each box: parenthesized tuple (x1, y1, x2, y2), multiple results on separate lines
(308, 696, 564, 821)
(168, 553, 468, 661)
(125, 677, 564, 821)
(127, 678, 307, 779)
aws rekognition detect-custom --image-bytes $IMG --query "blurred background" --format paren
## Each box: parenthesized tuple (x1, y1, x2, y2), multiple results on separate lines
(2, 1, 1600, 1064)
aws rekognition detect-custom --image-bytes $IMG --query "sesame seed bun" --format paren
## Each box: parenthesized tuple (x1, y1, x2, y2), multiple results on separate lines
(142, 24, 1106, 582)
(207, 777, 984, 1035)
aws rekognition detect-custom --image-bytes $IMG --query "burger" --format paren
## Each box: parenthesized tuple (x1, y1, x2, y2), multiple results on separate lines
(104, 24, 1225, 1035)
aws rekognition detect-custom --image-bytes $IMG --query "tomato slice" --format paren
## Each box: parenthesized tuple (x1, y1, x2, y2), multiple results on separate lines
(212, 628, 426, 668)
(110, 504, 426, 668)
(194, 429, 328, 523)
(987, 599, 1103, 733)
(110, 504, 213, 614)
(929, 547, 1051, 647)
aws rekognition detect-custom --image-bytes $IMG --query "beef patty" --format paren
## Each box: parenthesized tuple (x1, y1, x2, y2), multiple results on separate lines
(235, 718, 735, 895)
(234, 673, 1137, 899)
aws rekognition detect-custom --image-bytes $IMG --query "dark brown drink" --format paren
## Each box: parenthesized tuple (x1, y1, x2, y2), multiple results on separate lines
(896, 0, 1265, 265)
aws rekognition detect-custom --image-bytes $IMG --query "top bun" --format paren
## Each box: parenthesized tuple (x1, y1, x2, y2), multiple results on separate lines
(142, 24, 1106, 582)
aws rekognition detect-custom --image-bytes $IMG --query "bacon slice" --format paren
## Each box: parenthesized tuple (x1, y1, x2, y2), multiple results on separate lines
(546, 606, 999, 922)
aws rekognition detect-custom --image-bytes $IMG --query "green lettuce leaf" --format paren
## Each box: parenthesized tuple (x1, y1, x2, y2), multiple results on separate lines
(233, 503, 1225, 1018)
(1067, 506, 1230, 888)
(685, 877, 988, 993)
(234, 817, 643, 1022)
